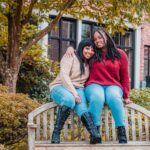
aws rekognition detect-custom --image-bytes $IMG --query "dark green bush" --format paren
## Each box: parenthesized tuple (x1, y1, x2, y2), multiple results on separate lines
(129, 88, 150, 110)
(0, 85, 40, 145)
(17, 44, 59, 102)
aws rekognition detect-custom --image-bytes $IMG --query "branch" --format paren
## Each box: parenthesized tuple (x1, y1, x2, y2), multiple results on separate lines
(20, 0, 76, 59)
(21, 0, 38, 25)
(20, 12, 62, 60)
(14, 0, 23, 24)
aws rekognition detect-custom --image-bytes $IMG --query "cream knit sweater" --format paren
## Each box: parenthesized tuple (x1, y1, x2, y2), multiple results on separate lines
(49, 54, 89, 97)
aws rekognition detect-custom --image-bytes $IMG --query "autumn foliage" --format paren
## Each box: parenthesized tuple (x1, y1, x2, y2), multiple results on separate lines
(0, 84, 40, 145)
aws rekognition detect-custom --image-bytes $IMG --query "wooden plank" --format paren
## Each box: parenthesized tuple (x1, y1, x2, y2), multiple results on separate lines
(104, 107, 109, 141)
(50, 109, 54, 138)
(84, 127, 89, 141)
(71, 111, 74, 140)
(78, 118, 81, 141)
(36, 115, 41, 140)
(28, 123, 38, 128)
(100, 120, 102, 138)
(144, 116, 149, 141)
(126, 103, 150, 117)
(125, 107, 129, 140)
(28, 102, 58, 122)
(131, 109, 136, 141)
(35, 140, 150, 144)
(111, 116, 116, 141)
(43, 111, 47, 140)
(28, 127, 35, 150)
(64, 121, 68, 141)
(34, 143, 150, 150)
(137, 112, 142, 141)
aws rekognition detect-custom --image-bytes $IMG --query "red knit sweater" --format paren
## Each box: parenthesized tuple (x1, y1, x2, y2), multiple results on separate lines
(85, 48, 130, 99)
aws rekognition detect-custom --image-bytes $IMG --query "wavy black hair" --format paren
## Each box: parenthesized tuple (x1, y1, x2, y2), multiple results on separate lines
(76, 38, 94, 75)
(91, 27, 121, 63)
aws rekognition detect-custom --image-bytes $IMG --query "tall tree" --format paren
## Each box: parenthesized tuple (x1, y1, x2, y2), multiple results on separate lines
(0, 0, 150, 93)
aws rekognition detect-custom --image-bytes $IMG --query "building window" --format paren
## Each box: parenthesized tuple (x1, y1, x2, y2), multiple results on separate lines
(113, 31, 134, 87)
(144, 46, 150, 87)
(48, 17, 76, 61)
(82, 21, 99, 39)
(113, 31, 133, 48)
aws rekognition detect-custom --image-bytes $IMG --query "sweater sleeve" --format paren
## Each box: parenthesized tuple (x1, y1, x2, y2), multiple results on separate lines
(59, 55, 78, 97)
(119, 50, 130, 99)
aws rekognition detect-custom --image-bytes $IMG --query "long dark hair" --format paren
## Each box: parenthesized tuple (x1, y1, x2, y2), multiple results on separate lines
(91, 27, 121, 62)
(76, 38, 94, 75)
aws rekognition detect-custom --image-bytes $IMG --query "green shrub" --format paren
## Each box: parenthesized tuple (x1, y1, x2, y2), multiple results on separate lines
(0, 86, 40, 145)
(17, 44, 60, 102)
(129, 88, 150, 110)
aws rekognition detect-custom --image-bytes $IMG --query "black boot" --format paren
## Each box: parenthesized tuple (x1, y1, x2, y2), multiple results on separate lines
(117, 126, 127, 143)
(97, 126, 100, 133)
(51, 106, 71, 144)
(81, 112, 102, 144)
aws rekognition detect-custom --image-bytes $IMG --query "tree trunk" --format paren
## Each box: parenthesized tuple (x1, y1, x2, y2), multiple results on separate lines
(4, 54, 22, 93)
(5, 68, 19, 93)
(5, 10, 22, 93)
(4, 0, 75, 93)
(4, 55, 22, 93)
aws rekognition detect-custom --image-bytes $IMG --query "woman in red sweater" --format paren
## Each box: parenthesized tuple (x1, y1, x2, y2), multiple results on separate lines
(66, 27, 131, 143)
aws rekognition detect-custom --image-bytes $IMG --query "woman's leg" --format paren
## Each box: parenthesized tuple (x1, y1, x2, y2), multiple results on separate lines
(74, 88, 101, 144)
(105, 85, 125, 127)
(85, 84, 105, 126)
(50, 85, 75, 143)
(74, 88, 88, 117)
(105, 85, 127, 143)
(50, 85, 75, 109)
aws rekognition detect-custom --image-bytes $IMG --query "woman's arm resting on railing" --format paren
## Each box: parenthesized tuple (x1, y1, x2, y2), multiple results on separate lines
(123, 98, 132, 105)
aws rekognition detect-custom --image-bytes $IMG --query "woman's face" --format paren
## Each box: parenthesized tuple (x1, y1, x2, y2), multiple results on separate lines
(83, 46, 95, 59)
(94, 31, 106, 49)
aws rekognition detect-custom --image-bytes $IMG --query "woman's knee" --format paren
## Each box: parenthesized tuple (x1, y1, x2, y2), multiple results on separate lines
(51, 87, 76, 109)
(89, 94, 105, 106)
(105, 86, 123, 103)
(85, 84, 105, 104)
(61, 96, 76, 109)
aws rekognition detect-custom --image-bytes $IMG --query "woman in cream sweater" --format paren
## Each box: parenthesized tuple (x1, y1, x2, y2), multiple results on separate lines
(49, 39, 101, 144)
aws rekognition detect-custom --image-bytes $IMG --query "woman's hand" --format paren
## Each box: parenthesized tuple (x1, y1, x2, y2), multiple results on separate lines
(123, 98, 132, 105)
(65, 46, 75, 57)
(75, 95, 81, 104)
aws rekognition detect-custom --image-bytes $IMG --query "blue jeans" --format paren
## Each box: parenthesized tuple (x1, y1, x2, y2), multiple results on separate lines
(50, 85, 88, 117)
(85, 84, 125, 127)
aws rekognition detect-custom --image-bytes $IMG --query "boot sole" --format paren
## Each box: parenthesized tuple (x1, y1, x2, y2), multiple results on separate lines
(119, 141, 127, 144)
(51, 141, 60, 144)
(90, 137, 102, 144)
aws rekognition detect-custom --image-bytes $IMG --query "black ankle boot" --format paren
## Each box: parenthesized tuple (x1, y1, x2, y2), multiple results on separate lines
(51, 106, 71, 144)
(97, 126, 100, 133)
(81, 112, 101, 144)
(117, 126, 127, 143)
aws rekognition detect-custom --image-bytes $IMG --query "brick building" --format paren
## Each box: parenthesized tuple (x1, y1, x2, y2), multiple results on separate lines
(40, 13, 150, 89)
(141, 22, 150, 87)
